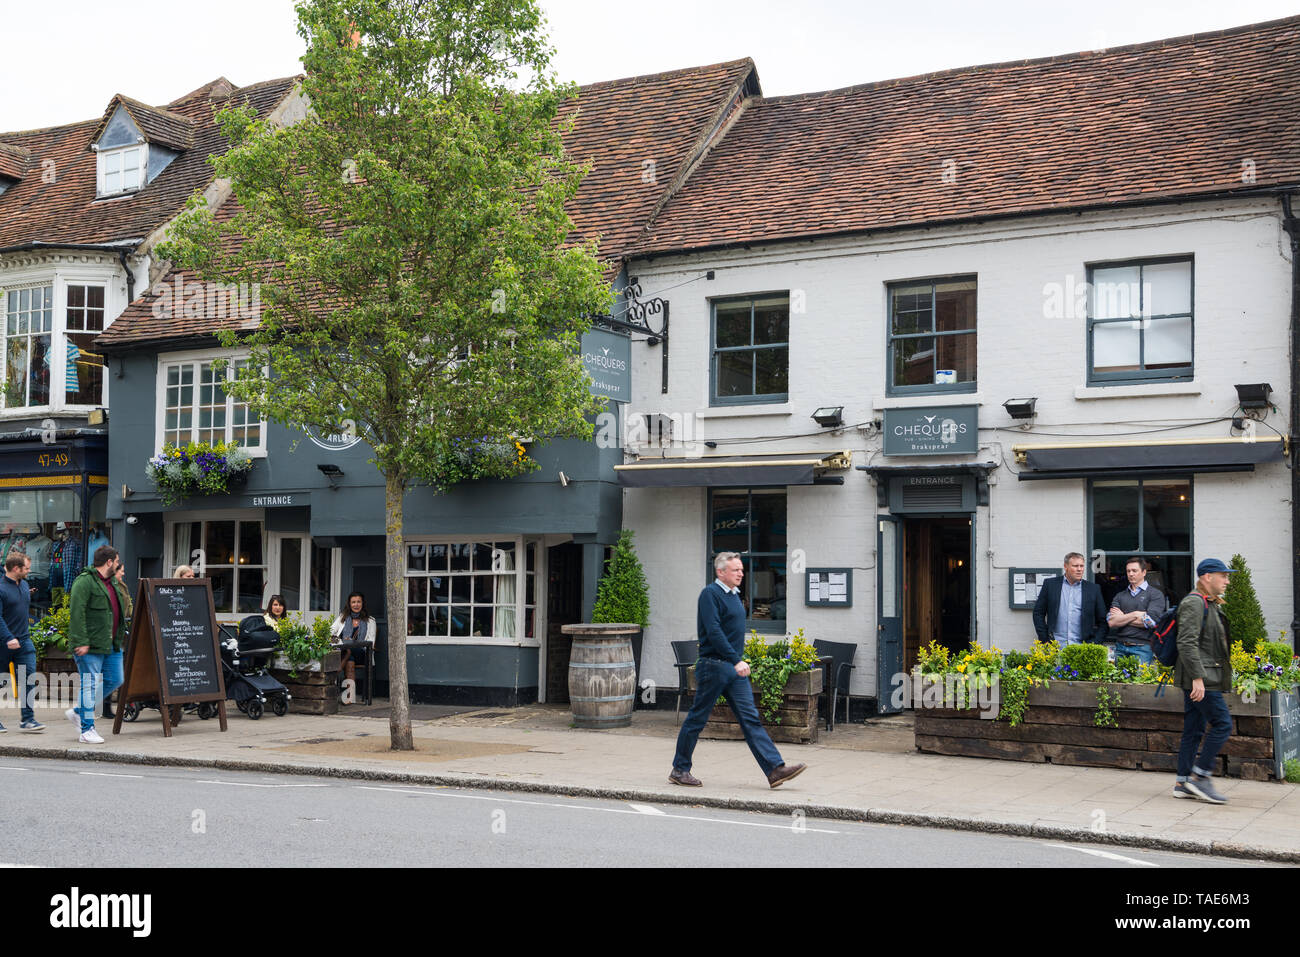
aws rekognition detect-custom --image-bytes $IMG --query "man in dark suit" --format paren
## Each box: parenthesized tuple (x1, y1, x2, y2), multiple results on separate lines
(1032, 551, 1109, 646)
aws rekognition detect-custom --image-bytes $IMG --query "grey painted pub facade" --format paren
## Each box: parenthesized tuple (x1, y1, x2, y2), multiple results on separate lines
(100, 342, 625, 706)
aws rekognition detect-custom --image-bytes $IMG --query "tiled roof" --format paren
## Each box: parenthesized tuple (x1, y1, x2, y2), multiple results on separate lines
(99, 60, 759, 349)
(560, 58, 759, 266)
(634, 15, 1300, 257)
(89, 95, 196, 152)
(0, 143, 30, 181)
(0, 75, 300, 250)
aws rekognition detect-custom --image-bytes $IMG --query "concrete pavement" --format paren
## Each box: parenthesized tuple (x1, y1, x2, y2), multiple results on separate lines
(3, 701, 1298, 863)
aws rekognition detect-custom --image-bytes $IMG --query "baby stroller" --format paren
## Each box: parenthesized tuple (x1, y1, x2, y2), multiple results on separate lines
(197, 618, 291, 720)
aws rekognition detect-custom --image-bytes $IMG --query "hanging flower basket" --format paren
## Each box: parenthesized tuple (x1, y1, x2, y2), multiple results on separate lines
(146, 441, 254, 506)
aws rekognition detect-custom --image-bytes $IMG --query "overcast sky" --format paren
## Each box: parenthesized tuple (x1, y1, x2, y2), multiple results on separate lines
(3, 0, 1299, 132)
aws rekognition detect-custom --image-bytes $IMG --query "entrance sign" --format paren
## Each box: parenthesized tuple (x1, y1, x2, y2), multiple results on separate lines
(114, 579, 228, 737)
(580, 328, 631, 402)
(883, 405, 979, 456)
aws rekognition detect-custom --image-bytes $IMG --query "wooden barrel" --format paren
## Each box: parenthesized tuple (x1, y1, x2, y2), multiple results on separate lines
(562, 624, 638, 729)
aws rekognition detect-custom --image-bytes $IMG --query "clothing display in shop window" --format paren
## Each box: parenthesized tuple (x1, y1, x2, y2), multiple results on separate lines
(66, 341, 80, 394)
(1, 532, 29, 562)
(87, 527, 110, 559)
(50, 535, 83, 591)
(26, 534, 52, 581)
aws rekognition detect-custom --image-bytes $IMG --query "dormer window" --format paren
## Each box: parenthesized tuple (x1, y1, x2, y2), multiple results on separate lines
(89, 97, 192, 199)
(97, 144, 147, 197)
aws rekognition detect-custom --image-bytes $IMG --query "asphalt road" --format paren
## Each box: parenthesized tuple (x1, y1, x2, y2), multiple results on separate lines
(0, 757, 1282, 868)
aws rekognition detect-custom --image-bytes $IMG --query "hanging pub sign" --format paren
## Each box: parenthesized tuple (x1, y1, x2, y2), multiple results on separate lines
(113, 578, 228, 737)
(883, 405, 979, 456)
(580, 328, 632, 403)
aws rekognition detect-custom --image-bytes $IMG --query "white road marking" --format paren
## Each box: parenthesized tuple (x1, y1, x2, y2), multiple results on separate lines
(356, 785, 839, 833)
(0, 767, 31, 771)
(196, 780, 330, 789)
(1045, 843, 1159, 867)
(79, 771, 143, 779)
(629, 803, 667, 815)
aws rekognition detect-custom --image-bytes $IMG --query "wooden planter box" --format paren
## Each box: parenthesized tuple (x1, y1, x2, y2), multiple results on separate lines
(914, 678, 1293, 781)
(37, 649, 76, 676)
(269, 651, 341, 716)
(687, 665, 823, 745)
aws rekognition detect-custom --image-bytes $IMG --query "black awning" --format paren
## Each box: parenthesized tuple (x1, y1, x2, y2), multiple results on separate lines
(616, 453, 847, 488)
(1016, 437, 1285, 480)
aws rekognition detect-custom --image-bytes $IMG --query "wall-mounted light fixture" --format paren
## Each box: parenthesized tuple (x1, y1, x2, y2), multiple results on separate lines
(87, 408, 107, 426)
(812, 406, 844, 428)
(1003, 397, 1038, 420)
(1234, 383, 1273, 410)
(558, 471, 570, 487)
(317, 463, 344, 488)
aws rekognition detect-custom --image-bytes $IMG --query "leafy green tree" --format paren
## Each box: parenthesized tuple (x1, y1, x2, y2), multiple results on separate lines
(158, 0, 609, 749)
(591, 529, 650, 628)
(1223, 554, 1267, 653)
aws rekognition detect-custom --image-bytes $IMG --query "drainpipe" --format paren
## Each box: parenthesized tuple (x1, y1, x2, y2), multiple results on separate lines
(116, 247, 135, 306)
(1283, 194, 1300, 641)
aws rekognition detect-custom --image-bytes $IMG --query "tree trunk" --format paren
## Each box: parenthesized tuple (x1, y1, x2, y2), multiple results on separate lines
(385, 471, 414, 750)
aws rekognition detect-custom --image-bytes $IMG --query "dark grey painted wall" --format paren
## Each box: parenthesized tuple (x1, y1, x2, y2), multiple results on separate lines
(106, 352, 624, 542)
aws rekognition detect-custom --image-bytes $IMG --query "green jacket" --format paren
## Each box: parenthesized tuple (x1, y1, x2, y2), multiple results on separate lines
(68, 566, 129, 654)
(1173, 590, 1232, 692)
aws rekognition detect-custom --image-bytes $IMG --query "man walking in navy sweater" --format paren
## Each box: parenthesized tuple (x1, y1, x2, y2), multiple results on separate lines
(670, 552, 808, 789)
(0, 552, 44, 732)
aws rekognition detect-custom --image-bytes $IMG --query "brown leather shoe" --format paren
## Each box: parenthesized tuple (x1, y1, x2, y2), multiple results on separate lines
(669, 769, 703, 787)
(767, 763, 807, 788)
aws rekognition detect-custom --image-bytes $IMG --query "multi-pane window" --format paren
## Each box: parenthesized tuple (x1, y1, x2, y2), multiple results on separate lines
(3, 286, 53, 409)
(709, 488, 787, 628)
(888, 277, 977, 393)
(98, 145, 145, 196)
(162, 357, 262, 449)
(1088, 258, 1193, 382)
(712, 295, 789, 404)
(1090, 478, 1192, 606)
(405, 540, 538, 641)
(274, 534, 337, 615)
(65, 285, 106, 405)
(170, 520, 267, 615)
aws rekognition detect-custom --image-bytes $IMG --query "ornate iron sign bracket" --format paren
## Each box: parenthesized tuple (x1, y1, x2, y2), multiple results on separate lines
(587, 280, 669, 394)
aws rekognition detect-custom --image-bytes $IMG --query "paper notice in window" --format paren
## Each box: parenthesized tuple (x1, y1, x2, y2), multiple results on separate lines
(828, 572, 847, 601)
(808, 575, 822, 602)
(1014, 585, 1026, 603)
(1013, 573, 1026, 585)
(1026, 582, 1039, 601)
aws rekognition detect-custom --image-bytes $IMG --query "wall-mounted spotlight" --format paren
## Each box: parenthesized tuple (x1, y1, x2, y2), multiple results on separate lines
(1234, 383, 1273, 410)
(812, 406, 844, 428)
(559, 471, 570, 487)
(1003, 397, 1038, 420)
(317, 463, 344, 488)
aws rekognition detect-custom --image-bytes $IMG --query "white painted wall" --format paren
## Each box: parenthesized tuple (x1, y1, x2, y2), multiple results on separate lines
(623, 197, 1295, 701)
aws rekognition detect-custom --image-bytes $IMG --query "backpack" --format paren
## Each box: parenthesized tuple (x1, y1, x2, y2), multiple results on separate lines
(1151, 593, 1209, 667)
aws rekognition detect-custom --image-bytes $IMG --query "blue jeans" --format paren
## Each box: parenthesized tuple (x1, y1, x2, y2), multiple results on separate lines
(673, 657, 784, 776)
(1177, 689, 1232, 780)
(0, 637, 37, 723)
(74, 651, 123, 733)
(1116, 643, 1154, 666)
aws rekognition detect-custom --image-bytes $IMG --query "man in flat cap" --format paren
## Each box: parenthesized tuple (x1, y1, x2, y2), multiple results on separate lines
(1172, 559, 1235, 804)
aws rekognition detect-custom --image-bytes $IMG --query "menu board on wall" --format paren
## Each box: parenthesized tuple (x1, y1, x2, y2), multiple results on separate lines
(1008, 568, 1061, 610)
(806, 568, 852, 607)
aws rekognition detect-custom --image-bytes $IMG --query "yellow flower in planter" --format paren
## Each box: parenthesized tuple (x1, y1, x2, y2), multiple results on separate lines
(956, 663, 967, 674)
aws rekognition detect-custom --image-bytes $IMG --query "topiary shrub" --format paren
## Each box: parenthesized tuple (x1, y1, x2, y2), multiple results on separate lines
(591, 529, 650, 628)
(1060, 642, 1109, 681)
(1223, 554, 1267, 653)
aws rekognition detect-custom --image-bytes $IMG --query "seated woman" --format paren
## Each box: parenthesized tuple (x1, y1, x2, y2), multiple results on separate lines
(330, 591, 377, 686)
(263, 594, 287, 630)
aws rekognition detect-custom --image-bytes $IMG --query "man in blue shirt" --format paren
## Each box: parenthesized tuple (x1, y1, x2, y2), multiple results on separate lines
(0, 552, 44, 732)
(670, 552, 808, 789)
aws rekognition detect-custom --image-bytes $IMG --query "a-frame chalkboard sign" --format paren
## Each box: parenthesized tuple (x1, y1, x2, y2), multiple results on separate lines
(113, 579, 228, 736)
